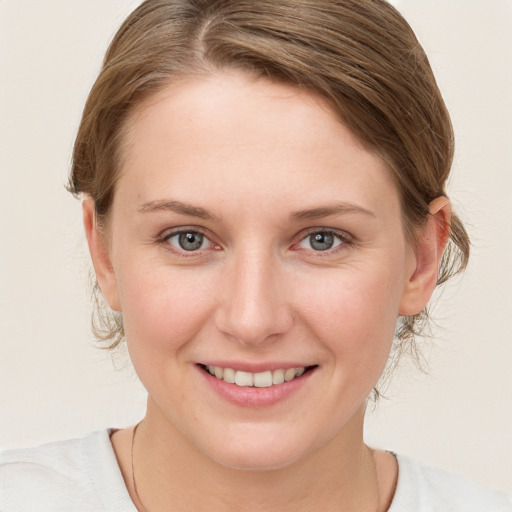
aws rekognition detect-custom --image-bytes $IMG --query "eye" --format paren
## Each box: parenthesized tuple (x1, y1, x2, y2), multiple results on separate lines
(298, 231, 345, 252)
(166, 230, 210, 252)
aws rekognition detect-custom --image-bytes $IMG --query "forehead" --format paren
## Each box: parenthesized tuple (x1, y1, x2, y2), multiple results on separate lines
(117, 70, 400, 221)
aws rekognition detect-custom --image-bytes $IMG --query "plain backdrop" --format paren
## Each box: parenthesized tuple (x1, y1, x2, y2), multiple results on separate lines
(0, 0, 511, 494)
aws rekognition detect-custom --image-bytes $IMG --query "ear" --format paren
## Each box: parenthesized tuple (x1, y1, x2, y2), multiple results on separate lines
(399, 197, 451, 316)
(82, 196, 121, 312)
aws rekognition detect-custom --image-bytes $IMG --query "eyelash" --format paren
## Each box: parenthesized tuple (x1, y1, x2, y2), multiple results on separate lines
(159, 227, 219, 257)
(157, 227, 353, 257)
(293, 228, 353, 255)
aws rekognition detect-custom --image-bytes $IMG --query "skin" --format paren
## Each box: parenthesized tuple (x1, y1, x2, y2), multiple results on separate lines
(84, 71, 450, 511)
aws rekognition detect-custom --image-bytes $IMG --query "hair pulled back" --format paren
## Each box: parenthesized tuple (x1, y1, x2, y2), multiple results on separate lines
(69, 0, 470, 365)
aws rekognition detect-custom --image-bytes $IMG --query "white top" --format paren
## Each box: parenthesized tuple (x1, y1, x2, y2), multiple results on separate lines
(1, 429, 511, 511)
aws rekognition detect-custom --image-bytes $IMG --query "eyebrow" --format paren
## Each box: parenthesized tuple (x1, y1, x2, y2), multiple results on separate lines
(138, 200, 217, 221)
(290, 202, 375, 221)
(138, 199, 375, 223)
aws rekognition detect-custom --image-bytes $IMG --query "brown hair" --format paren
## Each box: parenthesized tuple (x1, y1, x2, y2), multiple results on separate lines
(69, 0, 470, 366)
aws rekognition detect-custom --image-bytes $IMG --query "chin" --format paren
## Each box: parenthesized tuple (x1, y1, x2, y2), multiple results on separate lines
(197, 427, 316, 472)
(210, 446, 302, 472)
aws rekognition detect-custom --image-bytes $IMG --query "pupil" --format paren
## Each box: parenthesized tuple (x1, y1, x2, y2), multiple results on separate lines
(311, 232, 333, 251)
(179, 232, 203, 251)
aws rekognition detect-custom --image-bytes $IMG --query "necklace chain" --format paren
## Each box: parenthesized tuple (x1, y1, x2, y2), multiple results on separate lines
(131, 422, 381, 512)
(131, 421, 150, 512)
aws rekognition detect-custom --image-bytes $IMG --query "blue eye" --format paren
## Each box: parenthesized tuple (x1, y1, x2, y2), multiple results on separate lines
(299, 231, 343, 251)
(167, 231, 208, 251)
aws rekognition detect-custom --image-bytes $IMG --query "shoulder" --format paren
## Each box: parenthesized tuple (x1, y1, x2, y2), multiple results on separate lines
(0, 429, 136, 512)
(389, 454, 512, 512)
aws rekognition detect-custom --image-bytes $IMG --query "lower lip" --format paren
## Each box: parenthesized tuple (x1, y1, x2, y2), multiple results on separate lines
(197, 366, 316, 408)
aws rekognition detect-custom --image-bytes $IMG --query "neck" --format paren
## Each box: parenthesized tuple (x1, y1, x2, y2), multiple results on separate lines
(129, 399, 384, 512)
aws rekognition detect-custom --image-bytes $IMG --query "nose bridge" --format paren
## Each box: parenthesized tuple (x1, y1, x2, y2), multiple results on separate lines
(216, 243, 292, 345)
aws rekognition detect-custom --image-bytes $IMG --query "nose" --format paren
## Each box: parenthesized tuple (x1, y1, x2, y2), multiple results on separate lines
(214, 248, 293, 347)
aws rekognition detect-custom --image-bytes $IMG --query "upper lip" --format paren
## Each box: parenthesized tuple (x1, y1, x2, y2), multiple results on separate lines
(197, 361, 317, 373)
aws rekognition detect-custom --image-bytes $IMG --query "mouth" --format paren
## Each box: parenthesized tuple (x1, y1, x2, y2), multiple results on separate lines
(199, 364, 317, 388)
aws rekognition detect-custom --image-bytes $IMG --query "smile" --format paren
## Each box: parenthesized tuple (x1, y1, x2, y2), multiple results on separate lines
(201, 365, 315, 388)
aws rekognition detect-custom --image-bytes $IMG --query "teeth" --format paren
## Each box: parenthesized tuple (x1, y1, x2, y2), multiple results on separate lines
(284, 368, 297, 381)
(223, 367, 236, 384)
(235, 370, 253, 387)
(253, 371, 272, 388)
(272, 369, 285, 385)
(205, 365, 309, 387)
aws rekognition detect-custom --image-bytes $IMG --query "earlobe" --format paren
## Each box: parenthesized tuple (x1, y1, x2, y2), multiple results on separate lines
(82, 197, 121, 312)
(399, 197, 451, 316)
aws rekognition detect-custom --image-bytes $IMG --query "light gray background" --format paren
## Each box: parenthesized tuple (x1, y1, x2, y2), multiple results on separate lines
(0, 0, 511, 494)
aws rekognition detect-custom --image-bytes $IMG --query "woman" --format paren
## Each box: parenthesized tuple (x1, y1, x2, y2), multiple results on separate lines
(1, 1, 510, 510)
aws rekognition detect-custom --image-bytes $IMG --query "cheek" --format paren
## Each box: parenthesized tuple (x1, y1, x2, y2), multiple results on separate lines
(296, 263, 404, 361)
(116, 265, 218, 355)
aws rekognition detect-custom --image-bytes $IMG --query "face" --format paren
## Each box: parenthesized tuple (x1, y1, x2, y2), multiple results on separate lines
(93, 71, 422, 470)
